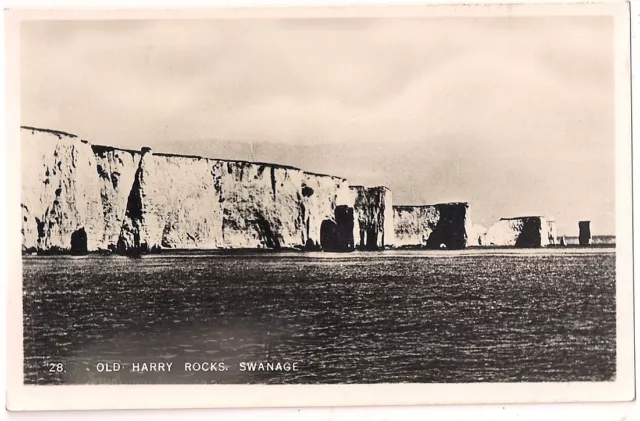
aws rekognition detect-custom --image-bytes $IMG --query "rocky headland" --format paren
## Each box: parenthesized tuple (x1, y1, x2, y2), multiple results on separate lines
(22, 126, 590, 254)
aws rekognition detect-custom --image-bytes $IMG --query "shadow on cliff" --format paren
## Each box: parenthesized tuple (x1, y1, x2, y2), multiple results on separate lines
(70, 228, 88, 255)
(424, 204, 468, 250)
(514, 218, 543, 248)
(254, 216, 282, 250)
(320, 205, 355, 253)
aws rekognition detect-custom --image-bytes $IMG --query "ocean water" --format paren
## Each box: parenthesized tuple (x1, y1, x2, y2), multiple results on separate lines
(22, 248, 616, 385)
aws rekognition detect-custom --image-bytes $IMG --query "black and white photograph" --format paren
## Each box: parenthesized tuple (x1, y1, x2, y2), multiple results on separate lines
(5, 1, 635, 411)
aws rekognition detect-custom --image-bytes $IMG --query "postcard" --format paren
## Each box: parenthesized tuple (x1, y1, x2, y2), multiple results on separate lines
(5, 1, 634, 411)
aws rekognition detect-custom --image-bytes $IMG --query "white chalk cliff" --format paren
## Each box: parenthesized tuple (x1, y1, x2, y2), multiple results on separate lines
(23, 126, 557, 253)
(22, 127, 110, 252)
(21, 127, 355, 253)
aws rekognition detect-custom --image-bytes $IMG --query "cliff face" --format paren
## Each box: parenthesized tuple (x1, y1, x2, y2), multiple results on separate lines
(546, 220, 558, 245)
(349, 186, 393, 250)
(22, 128, 107, 252)
(468, 223, 488, 246)
(483, 216, 555, 248)
(118, 150, 228, 251)
(119, 151, 318, 251)
(21, 127, 355, 253)
(392, 202, 470, 249)
(218, 161, 307, 249)
(92, 145, 141, 249)
(300, 173, 352, 250)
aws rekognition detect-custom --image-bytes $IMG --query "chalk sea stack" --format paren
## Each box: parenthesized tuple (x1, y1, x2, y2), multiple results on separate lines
(579, 221, 592, 246)
(350, 186, 394, 250)
(392, 203, 472, 249)
(483, 216, 557, 248)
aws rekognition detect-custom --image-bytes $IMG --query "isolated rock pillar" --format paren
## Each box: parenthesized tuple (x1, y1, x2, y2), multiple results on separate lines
(579, 221, 592, 246)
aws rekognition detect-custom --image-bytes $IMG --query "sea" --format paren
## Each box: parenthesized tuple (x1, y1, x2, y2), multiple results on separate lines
(22, 248, 616, 385)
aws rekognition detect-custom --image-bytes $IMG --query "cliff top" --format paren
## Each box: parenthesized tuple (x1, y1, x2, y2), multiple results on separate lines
(21, 125, 347, 180)
(153, 151, 297, 169)
(394, 202, 469, 208)
(349, 185, 391, 191)
(21, 126, 79, 139)
(92, 144, 140, 156)
(152, 152, 346, 180)
(304, 171, 347, 181)
(500, 216, 547, 221)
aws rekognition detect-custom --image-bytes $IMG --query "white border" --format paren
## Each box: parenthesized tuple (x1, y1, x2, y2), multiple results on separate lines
(4, 1, 635, 412)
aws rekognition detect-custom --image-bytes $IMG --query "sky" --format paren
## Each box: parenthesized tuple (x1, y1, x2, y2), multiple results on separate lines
(21, 16, 616, 235)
